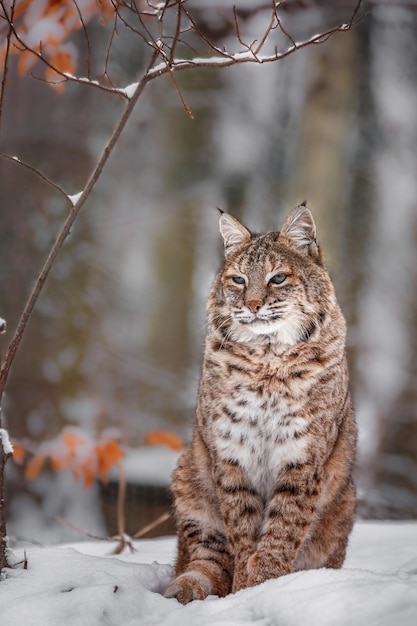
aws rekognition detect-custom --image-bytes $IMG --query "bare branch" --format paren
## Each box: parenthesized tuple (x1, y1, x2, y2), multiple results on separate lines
(147, 0, 367, 78)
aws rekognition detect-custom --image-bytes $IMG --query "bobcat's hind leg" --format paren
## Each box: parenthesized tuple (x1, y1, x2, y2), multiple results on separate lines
(295, 479, 355, 572)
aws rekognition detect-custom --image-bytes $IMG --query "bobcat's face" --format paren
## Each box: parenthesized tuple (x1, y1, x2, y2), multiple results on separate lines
(220, 237, 326, 344)
(211, 207, 333, 346)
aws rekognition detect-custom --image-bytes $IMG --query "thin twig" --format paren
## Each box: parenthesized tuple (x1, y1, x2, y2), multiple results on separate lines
(57, 508, 171, 554)
(116, 463, 126, 539)
(182, 5, 232, 59)
(133, 511, 171, 539)
(275, 4, 296, 49)
(71, 0, 92, 79)
(136, 3, 194, 118)
(102, 3, 120, 83)
(56, 516, 109, 541)
(0, 153, 72, 204)
(0, 0, 16, 139)
(169, 0, 183, 65)
(253, 1, 277, 57)
(111, 0, 150, 47)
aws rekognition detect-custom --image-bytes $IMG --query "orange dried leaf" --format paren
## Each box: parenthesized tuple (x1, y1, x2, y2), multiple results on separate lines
(44, 51, 75, 92)
(71, 466, 81, 484)
(50, 454, 68, 471)
(144, 431, 184, 451)
(14, 0, 32, 20)
(96, 440, 125, 485)
(17, 50, 39, 77)
(0, 43, 7, 70)
(80, 456, 96, 489)
(63, 430, 87, 455)
(49, 51, 75, 75)
(25, 454, 47, 480)
(11, 443, 25, 465)
(96, 0, 116, 23)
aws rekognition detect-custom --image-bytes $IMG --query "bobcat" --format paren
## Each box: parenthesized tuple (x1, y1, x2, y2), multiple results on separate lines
(165, 205, 356, 604)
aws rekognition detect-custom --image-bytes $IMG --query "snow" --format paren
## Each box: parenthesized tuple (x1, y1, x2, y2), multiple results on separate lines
(1, 522, 416, 625)
(67, 191, 83, 206)
(121, 82, 139, 99)
(0, 428, 13, 455)
(109, 445, 180, 487)
(0, 316, 6, 332)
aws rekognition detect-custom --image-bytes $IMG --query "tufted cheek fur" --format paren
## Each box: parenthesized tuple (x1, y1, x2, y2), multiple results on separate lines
(165, 205, 356, 604)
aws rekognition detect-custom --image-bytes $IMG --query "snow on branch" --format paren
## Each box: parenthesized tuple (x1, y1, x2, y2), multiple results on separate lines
(67, 191, 84, 207)
(0, 0, 367, 97)
(146, 0, 366, 80)
(0, 428, 13, 456)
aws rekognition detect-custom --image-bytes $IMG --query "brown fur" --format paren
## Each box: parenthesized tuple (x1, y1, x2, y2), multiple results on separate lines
(164, 205, 356, 604)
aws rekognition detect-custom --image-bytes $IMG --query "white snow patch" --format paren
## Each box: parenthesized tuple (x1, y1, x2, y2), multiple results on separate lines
(109, 446, 180, 487)
(0, 428, 13, 455)
(62, 73, 129, 98)
(1, 522, 416, 625)
(67, 191, 83, 206)
(0, 316, 6, 333)
(121, 82, 139, 99)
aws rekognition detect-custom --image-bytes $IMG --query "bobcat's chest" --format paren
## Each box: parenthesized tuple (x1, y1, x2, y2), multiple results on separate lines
(214, 386, 308, 497)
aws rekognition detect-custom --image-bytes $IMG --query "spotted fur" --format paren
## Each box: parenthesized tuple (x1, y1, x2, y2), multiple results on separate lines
(165, 205, 356, 604)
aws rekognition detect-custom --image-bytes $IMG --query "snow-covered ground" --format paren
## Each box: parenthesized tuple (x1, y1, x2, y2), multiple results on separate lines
(1, 521, 416, 625)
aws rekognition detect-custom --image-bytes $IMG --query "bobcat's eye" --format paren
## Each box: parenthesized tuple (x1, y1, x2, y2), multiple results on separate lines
(231, 276, 245, 285)
(270, 274, 287, 285)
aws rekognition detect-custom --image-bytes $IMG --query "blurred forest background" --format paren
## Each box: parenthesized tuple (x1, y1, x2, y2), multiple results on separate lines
(1, 0, 417, 545)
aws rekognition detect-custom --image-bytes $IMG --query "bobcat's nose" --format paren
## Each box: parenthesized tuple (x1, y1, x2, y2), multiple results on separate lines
(246, 298, 263, 314)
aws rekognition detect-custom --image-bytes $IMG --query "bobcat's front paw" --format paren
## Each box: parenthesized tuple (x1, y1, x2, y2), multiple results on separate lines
(164, 571, 211, 604)
(246, 551, 288, 587)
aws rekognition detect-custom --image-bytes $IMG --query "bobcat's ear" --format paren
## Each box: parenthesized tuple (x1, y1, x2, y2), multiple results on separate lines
(280, 204, 323, 264)
(219, 211, 251, 256)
